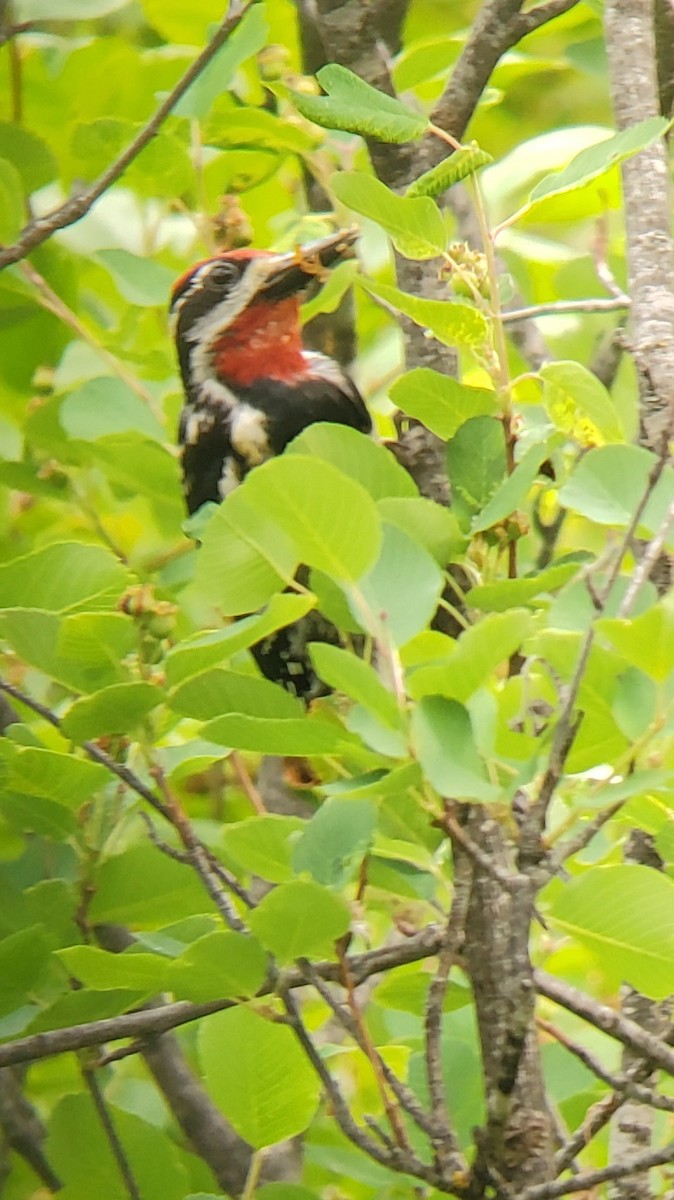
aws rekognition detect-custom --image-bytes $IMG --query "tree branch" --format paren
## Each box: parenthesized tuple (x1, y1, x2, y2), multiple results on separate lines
(0, 927, 446, 1069)
(535, 971, 674, 1076)
(605, 0, 674, 453)
(0, 679, 249, 931)
(0, 1, 250, 271)
(520, 1141, 674, 1200)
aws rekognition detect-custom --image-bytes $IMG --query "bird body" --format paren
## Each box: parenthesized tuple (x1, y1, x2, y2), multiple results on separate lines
(171, 232, 371, 515)
(171, 231, 370, 698)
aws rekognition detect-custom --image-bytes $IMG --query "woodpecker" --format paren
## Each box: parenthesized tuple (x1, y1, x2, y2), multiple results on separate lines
(171, 230, 371, 698)
(170, 230, 371, 515)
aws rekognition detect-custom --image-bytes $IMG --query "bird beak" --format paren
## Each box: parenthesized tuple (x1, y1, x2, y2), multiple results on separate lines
(259, 229, 359, 301)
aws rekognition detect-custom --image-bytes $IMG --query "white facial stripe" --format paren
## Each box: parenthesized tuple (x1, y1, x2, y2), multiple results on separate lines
(187, 256, 286, 346)
(169, 261, 220, 336)
(184, 255, 292, 389)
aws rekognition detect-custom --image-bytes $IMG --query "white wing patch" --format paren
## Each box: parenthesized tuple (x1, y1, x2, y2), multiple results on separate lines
(230, 404, 271, 466)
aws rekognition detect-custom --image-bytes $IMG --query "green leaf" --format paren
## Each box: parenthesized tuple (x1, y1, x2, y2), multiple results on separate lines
(6, 746, 109, 808)
(60, 378, 165, 441)
(0, 926, 55, 1017)
(249, 879, 351, 962)
(0, 122, 57, 192)
(204, 105, 318, 154)
(96, 250, 176, 307)
(89, 845, 213, 927)
(469, 562, 581, 612)
(331, 172, 445, 259)
(558, 446, 674, 532)
(346, 707, 408, 759)
(0, 543, 131, 614)
(49, 1094, 188, 1200)
(389, 368, 497, 439)
(61, 682, 163, 740)
(27, 988, 147, 1036)
(257, 1188, 320, 1200)
(321, 761, 422, 800)
(540, 361, 625, 444)
(393, 38, 460, 90)
(530, 117, 673, 206)
(222, 815, 306, 883)
(472, 433, 563, 533)
(408, 610, 532, 702)
(164, 595, 316, 686)
(195, 484, 298, 615)
(289, 64, 428, 143)
(292, 797, 377, 887)
(308, 643, 402, 727)
(377, 497, 463, 565)
(56, 612, 137, 669)
(57, 946, 170, 992)
(359, 277, 489, 349)
(446, 416, 507, 529)
(286, 423, 418, 500)
(174, 6, 269, 117)
(139, 0, 230, 41)
(349, 522, 444, 647)
(411, 696, 498, 801)
(199, 1006, 321, 1147)
(169, 668, 301, 721)
(598, 598, 674, 682)
(301, 260, 359, 322)
(406, 144, 493, 198)
(170, 931, 267, 1002)
(0, 610, 131, 693)
(201, 714, 350, 756)
(16, 0, 129, 14)
(550, 865, 674, 1000)
(242, 454, 381, 582)
(0, 159, 24, 243)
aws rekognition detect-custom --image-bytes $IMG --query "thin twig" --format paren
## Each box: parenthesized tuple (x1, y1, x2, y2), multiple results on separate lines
(518, 447, 671, 872)
(335, 944, 411, 1151)
(0, 927, 448, 1069)
(82, 1067, 142, 1200)
(299, 958, 438, 1141)
(592, 212, 628, 300)
(521, 1140, 674, 1200)
(547, 798, 626, 874)
(513, 0, 580, 35)
(0, 1, 249, 270)
(439, 804, 515, 887)
(0, 679, 249, 928)
(617, 488, 674, 618)
(0, 679, 172, 819)
(230, 752, 267, 815)
(538, 1017, 674, 1175)
(502, 296, 630, 324)
(279, 990, 440, 1186)
(424, 853, 471, 1177)
(536, 970, 674, 1076)
(0, 19, 32, 48)
(19, 260, 158, 412)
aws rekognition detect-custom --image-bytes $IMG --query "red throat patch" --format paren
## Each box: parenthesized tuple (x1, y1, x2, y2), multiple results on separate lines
(211, 296, 306, 387)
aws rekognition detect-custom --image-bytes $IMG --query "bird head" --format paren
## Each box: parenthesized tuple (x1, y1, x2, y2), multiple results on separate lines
(170, 229, 358, 391)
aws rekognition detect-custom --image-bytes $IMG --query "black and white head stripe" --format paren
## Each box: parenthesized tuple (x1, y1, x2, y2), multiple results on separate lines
(169, 231, 359, 344)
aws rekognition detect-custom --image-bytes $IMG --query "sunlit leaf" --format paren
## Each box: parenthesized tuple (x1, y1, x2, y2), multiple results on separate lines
(199, 1007, 321, 1147)
(332, 172, 445, 259)
(359, 277, 489, 349)
(389, 368, 497, 439)
(550, 865, 674, 1000)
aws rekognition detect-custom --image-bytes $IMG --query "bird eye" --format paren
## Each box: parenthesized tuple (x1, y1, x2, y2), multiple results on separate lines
(206, 260, 240, 289)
